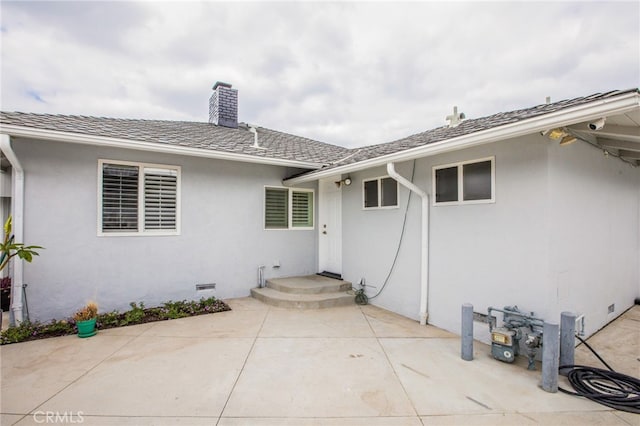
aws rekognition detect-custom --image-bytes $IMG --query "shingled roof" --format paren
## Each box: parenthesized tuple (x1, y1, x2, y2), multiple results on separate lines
(1, 88, 637, 172)
(0, 112, 351, 166)
(312, 88, 640, 172)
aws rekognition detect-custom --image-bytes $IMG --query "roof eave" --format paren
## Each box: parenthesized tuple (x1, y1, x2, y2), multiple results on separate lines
(285, 90, 640, 185)
(0, 125, 324, 169)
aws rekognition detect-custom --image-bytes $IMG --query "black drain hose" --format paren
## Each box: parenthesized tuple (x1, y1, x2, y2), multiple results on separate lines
(559, 335, 640, 414)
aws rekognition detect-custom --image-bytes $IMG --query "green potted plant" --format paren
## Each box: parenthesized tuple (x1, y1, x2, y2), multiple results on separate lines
(73, 301, 98, 338)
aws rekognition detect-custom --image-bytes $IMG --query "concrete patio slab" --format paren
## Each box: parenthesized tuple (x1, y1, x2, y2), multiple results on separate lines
(420, 411, 634, 425)
(225, 297, 270, 311)
(380, 337, 603, 416)
(574, 309, 640, 378)
(95, 322, 155, 337)
(1, 301, 637, 425)
(14, 415, 219, 425)
(218, 417, 423, 425)
(35, 337, 254, 417)
(361, 304, 457, 338)
(259, 305, 373, 338)
(222, 337, 416, 418)
(140, 309, 267, 338)
(0, 334, 134, 414)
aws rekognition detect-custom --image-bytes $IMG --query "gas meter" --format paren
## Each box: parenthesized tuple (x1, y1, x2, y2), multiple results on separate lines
(488, 306, 544, 370)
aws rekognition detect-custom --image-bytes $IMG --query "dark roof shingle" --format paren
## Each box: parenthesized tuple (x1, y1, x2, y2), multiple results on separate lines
(0, 112, 351, 166)
(315, 88, 639, 171)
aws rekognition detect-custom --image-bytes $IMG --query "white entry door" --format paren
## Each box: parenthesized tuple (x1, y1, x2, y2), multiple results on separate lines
(318, 178, 342, 276)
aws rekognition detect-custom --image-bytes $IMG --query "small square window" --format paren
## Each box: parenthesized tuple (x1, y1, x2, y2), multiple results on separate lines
(363, 176, 399, 209)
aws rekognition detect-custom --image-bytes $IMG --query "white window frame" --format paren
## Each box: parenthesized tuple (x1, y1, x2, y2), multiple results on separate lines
(264, 186, 315, 231)
(432, 156, 495, 206)
(98, 159, 181, 236)
(362, 175, 400, 210)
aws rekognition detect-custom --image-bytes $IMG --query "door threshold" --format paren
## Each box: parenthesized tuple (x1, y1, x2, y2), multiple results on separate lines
(317, 271, 343, 280)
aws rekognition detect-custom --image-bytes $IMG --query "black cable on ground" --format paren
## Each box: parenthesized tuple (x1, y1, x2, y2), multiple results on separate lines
(559, 334, 640, 414)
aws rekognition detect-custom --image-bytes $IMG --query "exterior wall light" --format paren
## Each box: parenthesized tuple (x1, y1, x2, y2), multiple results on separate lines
(335, 177, 352, 188)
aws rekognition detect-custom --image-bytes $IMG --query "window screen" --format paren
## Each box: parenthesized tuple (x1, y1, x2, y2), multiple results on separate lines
(380, 177, 398, 207)
(364, 180, 379, 208)
(463, 160, 492, 201)
(435, 166, 458, 203)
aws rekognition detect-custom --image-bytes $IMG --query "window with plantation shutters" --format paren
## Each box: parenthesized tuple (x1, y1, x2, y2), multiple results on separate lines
(264, 187, 314, 230)
(291, 190, 313, 228)
(265, 188, 288, 229)
(99, 160, 180, 235)
(102, 164, 139, 232)
(144, 168, 177, 230)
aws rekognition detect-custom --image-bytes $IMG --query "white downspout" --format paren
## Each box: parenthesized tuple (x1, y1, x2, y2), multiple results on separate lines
(0, 134, 25, 323)
(386, 162, 430, 325)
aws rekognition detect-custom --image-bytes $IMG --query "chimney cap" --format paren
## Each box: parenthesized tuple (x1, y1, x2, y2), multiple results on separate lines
(213, 81, 233, 90)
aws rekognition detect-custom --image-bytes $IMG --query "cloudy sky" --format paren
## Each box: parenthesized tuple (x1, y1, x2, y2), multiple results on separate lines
(1, 1, 638, 148)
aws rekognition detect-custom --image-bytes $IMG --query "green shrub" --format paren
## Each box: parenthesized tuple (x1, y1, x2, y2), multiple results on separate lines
(122, 302, 146, 325)
(1, 296, 230, 345)
(1, 320, 38, 344)
(96, 310, 121, 329)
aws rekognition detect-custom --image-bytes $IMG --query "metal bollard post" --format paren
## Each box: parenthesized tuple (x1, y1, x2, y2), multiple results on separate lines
(542, 322, 559, 393)
(559, 312, 576, 376)
(461, 303, 473, 361)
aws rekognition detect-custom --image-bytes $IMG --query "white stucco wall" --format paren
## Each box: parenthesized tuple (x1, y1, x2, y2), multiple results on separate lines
(342, 134, 639, 339)
(13, 138, 318, 321)
(547, 140, 640, 336)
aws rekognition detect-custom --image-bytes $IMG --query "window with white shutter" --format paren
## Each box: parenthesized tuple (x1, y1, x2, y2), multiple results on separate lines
(99, 160, 180, 235)
(144, 168, 178, 231)
(102, 164, 139, 232)
(291, 190, 313, 228)
(265, 187, 289, 229)
(264, 187, 314, 230)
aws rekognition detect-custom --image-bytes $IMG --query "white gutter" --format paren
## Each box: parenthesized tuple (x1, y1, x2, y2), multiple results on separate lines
(286, 91, 640, 185)
(386, 162, 429, 325)
(0, 134, 24, 323)
(0, 125, 323, 169)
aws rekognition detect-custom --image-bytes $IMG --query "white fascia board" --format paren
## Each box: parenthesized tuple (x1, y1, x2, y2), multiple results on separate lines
(285, 91, 640, 185)
(0, 125, 324, 169)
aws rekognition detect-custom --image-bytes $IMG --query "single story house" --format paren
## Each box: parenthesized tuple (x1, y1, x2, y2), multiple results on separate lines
(1, 83, 638, 341)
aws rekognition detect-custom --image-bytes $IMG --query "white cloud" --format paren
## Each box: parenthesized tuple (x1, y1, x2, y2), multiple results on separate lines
(1, 1, 638, 148)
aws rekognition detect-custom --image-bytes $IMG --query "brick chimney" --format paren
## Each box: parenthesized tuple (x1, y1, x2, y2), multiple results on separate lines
(209, 82, 238, 128)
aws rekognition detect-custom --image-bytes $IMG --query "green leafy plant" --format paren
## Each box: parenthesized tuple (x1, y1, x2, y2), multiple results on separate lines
(1, 297, 231, 345)
(163, 300, 191, 319)
(122, 302, 146, 325)
(0, 216, 43, 272)
(96, 310, 122, 329)
(0, 320, 38, 344)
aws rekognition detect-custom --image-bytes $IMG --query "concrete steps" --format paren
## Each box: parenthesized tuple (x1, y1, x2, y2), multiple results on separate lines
(251, 275, 354, 309)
